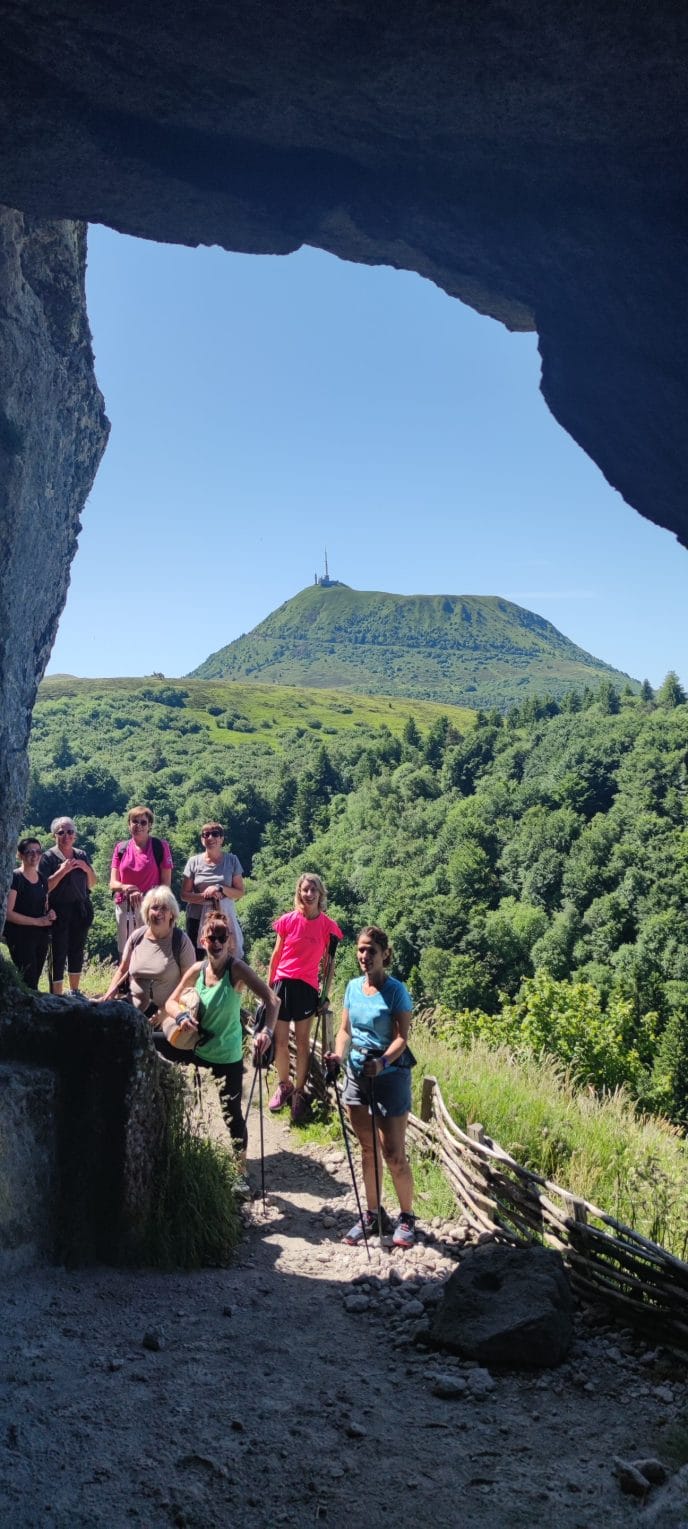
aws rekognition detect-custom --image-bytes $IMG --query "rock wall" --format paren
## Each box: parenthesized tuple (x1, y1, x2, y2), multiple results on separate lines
(0, 5, 686, 897)
(0, 208, 108, 922)
(0, 972, 179, 1264)
(0, 3, 686, 546)
(0, 1062, 58, 1272)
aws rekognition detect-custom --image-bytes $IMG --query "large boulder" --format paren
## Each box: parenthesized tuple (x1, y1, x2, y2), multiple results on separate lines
(428, 1241, 574, 1368)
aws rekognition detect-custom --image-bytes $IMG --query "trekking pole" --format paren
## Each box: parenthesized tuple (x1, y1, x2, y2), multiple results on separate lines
(257, 1060, 266, 1210)
(248, 1009, 272, 1208)
(307, 932, 341, 1086)
(328, 1067, 371, 1263)
(369, 1075, 386, 1250)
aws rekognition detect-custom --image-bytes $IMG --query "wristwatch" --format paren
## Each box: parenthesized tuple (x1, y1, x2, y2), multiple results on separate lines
(381, 1055, 390, 1071)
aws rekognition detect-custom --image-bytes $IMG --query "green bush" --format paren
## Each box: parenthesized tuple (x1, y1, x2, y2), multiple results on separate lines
(433, 970, 657, 1095)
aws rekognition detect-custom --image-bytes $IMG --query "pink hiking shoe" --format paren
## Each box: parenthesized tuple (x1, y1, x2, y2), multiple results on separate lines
(269, 1080, 294, 1113)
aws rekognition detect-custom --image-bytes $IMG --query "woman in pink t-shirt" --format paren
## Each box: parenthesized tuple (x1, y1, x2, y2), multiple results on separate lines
(109, 804, 173, 955)
(268, 873, 343, 1123)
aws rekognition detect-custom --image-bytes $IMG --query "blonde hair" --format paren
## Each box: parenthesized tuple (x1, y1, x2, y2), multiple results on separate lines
(141, 886, 179, 923)
(295, 873, 327, 913)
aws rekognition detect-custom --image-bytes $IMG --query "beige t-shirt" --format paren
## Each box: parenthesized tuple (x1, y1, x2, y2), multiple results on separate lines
(124, 928, 195, 1012)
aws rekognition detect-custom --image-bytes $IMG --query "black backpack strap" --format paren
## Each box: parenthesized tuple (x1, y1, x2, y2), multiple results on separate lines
(152, 836, 164, 869)
(171, 925, 184, 966)
(115, 840, 127, 862)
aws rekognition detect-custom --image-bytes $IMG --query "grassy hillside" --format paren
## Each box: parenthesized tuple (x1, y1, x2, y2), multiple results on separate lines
(190, 584, 639, 708)
(37, 675, 474, 748)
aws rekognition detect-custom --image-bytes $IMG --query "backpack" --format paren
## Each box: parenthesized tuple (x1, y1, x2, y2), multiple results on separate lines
(129, 923, 185, 966)
(116, 836, 165, 871)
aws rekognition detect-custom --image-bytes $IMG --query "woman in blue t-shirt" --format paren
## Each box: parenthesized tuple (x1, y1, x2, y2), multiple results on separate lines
(327, 925, 416, 1249)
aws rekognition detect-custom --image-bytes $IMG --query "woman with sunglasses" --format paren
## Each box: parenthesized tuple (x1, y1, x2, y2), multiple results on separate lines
(109, 806, 173, 955)
(163, 912, 280, 1173)
(99, 887, 195, 1019)
(39, 817, 96, 994)
(3, 837, 56, 989)
(181, 823, 245, 956)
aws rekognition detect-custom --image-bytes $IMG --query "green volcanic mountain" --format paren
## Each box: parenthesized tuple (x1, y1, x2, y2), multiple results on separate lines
(190, 584, 638, 708)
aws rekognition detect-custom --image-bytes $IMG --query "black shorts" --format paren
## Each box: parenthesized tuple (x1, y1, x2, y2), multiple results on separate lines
(274, 978, 319, 1023)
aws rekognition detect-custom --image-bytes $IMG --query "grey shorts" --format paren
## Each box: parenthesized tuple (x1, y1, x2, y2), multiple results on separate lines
(341, 1066, 412, 1119)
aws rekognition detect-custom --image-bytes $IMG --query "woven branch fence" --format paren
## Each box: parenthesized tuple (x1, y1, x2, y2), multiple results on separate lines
(408, 1074, 688, 1348)
(299, 1021, 688, 1348)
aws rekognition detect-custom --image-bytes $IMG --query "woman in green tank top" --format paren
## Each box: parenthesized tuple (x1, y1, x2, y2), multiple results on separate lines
(165, 912, 280, 1174)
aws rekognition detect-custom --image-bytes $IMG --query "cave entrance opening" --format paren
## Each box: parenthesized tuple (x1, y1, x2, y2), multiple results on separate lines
(44, 224, 683, 692)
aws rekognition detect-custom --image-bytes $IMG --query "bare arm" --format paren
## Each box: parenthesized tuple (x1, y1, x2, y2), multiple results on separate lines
(232, 959, 281, 1031)
(4, 887, 53, 929)
(164, 959, 203, 1018)
(362, 1010, 412, 1077)
(331, 1007, 352, 1064)
(110, 864, 139, 896)
(82, 858, 97, 890)
(99, 949, 133, 1002)
(267, 933, 284, 987)
(46, 859, 77, 893)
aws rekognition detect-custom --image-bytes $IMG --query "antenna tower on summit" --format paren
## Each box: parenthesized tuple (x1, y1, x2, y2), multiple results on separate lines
(314, 549, 334, 587)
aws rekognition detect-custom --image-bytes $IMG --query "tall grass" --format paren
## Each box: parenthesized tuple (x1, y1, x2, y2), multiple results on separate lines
(412, 1029, 688, 1257)
(143, 1089, 242, 1268)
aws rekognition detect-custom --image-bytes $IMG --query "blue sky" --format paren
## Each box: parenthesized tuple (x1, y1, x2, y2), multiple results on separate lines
(47, 224, 687, 688)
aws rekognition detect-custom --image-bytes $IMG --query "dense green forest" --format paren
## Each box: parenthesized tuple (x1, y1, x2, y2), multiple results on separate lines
(22, 670, 688, 1124)
(192, 583, 638, 708)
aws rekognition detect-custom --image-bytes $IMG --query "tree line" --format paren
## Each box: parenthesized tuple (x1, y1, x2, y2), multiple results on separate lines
(24, 671, 688, 1124)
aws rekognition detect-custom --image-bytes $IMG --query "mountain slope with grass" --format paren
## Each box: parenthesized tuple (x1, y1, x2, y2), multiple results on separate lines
(190, 583, 639, 708)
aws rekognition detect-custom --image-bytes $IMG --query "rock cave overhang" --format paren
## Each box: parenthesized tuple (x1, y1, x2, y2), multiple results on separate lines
(1, 1, 687, 549)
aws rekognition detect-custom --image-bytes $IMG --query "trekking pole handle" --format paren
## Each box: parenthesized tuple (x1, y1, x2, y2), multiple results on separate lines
(323, 1051, 342, 1085)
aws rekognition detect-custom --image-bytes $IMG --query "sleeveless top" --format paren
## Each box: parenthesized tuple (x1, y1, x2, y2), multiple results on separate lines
(194, 960, 243, 1064)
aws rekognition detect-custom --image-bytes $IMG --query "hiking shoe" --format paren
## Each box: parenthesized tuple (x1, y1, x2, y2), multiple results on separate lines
(344, 1211, 377, 1246)
(290, 1088, 308, 1124)
(269, 1080, 294, 1113)
(234, 1175, 252, 1201)
(393, 1212, 416, 1249)
(343, 1208, 394, 1246)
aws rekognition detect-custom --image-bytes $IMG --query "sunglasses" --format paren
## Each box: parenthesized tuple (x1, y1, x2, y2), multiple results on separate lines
(23, 848, 41, 856)
(201, 830, 222, 839)
(57, 829, 76, 837)
(206, 930, 228, 946)
(130, 817, 151, 827)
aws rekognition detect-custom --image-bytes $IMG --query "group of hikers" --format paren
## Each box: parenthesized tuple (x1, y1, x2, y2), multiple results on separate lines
(2, 806, 417, 1250)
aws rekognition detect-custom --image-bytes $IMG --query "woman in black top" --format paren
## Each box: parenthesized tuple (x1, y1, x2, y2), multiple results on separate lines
(39, 816, 96, 994)
(3, 838, 56, 989)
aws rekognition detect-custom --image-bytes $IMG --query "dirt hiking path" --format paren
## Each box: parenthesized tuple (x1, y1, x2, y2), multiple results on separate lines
(0, 1094, 686, 1527)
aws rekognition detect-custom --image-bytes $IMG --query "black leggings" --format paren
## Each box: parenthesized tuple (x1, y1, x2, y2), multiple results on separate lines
(155, 1037, 246, 1149)
(5, 929, 50, 990)
(50, 908, 88, 982)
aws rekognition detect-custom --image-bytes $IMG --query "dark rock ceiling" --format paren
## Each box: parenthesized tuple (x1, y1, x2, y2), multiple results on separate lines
(1, 2, 687, 545)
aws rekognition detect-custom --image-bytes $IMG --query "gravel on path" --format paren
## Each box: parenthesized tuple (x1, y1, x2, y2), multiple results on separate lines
(0, 1089, 685, 1527)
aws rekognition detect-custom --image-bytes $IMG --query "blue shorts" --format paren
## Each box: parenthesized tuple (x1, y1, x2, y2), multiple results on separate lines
(341, 1066, 412, 1118)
